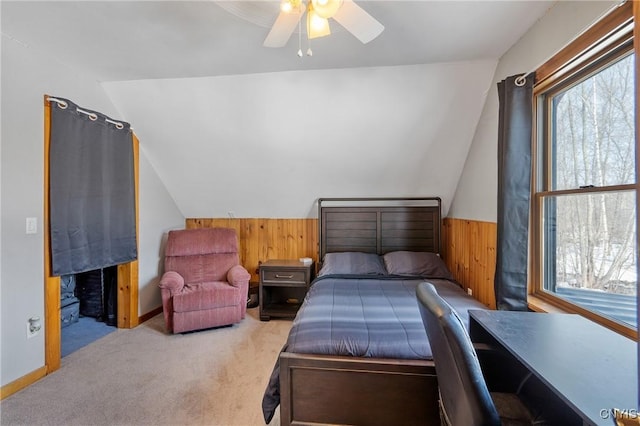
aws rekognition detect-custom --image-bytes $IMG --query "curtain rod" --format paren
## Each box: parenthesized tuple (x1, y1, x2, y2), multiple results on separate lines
(514, 0, 628, 86)
(47, 96, 126, 130)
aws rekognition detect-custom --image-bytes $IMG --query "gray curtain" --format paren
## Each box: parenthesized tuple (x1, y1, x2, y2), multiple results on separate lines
(49, 97, 137, 276)
(494, 74, 534, 311)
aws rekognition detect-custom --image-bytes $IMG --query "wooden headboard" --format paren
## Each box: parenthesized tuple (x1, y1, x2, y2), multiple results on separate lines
(318, 197, 442, 261)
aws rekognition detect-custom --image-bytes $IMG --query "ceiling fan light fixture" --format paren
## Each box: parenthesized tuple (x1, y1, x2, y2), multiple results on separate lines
(311, 0, 343, 19)
(262, 0, 383, 48)
(307, 4, 331, 39)
(280, 1, 292, 13)
(281, 0, 303, 14)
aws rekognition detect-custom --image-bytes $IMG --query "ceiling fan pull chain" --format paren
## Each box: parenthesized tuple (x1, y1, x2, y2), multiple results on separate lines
(297, 15, 303, 57)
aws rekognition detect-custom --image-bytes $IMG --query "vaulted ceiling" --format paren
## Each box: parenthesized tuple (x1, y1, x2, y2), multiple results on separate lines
(2, 1, 556, 217)
(3, 1, 554, 81)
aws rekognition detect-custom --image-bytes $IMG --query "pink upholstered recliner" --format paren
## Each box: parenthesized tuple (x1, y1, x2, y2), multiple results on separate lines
(158, 228, 250, 333)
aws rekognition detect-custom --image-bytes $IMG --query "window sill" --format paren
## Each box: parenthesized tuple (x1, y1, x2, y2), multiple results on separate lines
(527, 295, 569, 314)
(528, 294, 638, 341)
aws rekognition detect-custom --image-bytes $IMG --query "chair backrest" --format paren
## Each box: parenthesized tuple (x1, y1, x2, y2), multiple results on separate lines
(164, 228, 240, 283)
(416, 282, 500, 426)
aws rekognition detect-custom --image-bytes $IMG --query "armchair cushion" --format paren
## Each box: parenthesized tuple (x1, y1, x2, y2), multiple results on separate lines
(164, 228, 239, 257)
(164, 228, 240, 283)
(172, 281, 241, 312)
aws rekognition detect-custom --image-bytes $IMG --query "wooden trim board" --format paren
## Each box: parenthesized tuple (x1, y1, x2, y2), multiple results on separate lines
(442, 218, 497, 309)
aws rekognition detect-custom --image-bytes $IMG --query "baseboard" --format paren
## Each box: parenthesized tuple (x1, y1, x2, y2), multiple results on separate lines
(139, 306, 162, 324)
(0, 365, 47, 401)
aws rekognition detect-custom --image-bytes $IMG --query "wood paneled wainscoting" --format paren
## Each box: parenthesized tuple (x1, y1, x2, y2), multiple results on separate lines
(186, 218, 318, 281)
(186, 217, 497, 308)
(441, 218, 497, 309)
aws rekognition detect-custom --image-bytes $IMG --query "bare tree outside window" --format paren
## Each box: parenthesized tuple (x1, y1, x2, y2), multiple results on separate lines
(543, 52, 636, 327)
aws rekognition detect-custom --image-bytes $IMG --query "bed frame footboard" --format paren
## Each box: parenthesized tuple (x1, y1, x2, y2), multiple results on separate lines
(279, 352, 440, 426)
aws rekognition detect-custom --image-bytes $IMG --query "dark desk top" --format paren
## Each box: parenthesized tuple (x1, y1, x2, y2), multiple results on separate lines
(469, 310, 637, 426)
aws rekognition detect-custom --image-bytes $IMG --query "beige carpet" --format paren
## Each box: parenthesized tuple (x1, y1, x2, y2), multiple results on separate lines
(1, 308, 291, 426)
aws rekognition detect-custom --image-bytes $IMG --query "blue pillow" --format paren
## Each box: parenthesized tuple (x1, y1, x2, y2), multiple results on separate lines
(318, 252, 388, 276)
(382, 251, 453, 279)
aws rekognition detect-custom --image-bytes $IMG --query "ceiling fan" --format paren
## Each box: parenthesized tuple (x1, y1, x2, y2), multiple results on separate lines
(263, 0, 384, 48)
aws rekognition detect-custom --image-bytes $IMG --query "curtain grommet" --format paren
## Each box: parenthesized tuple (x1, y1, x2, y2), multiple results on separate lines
(48, 97, 68, 109)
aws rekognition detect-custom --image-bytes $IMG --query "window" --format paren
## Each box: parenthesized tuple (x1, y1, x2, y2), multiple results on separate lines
(532, 4, 637, 338)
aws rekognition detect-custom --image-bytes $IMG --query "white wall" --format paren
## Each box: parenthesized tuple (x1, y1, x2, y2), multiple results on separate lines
(103, 60, 497, 218)
(448, 0, 617, 222)
(0, 34, 183, 386)
(138, 149, 184, 315)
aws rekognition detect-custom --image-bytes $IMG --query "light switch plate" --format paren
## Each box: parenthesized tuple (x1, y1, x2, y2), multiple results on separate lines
(26, 217, 37, 234)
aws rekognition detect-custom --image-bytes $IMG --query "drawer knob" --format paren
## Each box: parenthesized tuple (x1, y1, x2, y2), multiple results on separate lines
(275, 274, 294, 279)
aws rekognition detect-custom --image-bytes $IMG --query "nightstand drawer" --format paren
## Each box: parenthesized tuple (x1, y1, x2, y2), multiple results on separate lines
(262, 270, 307, 284)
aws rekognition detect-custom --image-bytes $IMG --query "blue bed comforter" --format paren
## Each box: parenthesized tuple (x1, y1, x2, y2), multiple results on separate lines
(261, 275, 487, 423)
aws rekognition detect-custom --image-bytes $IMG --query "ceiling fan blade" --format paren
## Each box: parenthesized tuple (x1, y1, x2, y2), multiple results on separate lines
(332, 0, 384, 44)
(263, 9, 304, 48)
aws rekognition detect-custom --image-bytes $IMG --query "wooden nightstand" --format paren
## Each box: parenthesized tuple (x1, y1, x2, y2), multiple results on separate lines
(259, 259, 314, 321)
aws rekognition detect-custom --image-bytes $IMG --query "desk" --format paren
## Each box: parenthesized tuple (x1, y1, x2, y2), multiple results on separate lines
(469, 310, 637, 426)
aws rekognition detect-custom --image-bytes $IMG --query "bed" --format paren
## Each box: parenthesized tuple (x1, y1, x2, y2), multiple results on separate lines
(262, 197, 488, 425)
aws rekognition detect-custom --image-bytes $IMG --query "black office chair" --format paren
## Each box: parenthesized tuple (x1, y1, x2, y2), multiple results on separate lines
(416, 282, 544, 426)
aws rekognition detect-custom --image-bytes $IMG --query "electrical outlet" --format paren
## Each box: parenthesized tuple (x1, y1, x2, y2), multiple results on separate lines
(26, 322, 38, 338)
(26, 316, 41, 339)
(467, 288, 473, 296)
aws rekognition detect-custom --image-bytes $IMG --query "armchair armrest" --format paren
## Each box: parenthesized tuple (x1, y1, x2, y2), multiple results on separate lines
(227, 264, 251, 287)
(159, 271, 185, 293)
